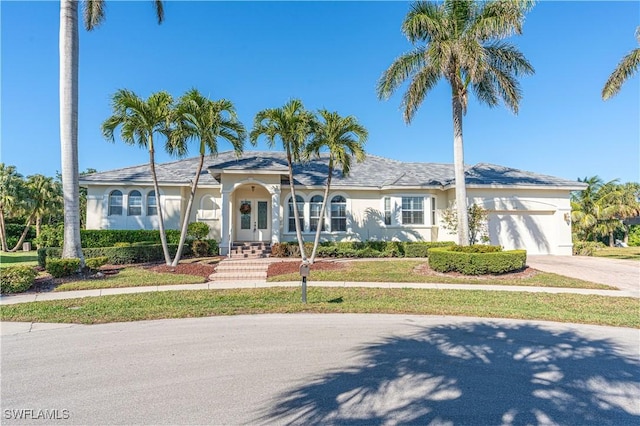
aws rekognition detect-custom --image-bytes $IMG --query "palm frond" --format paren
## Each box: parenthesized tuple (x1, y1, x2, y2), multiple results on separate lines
(83, 0, 106, 31)
(602, 46, 640, 100)
(377, 48, 428, 100)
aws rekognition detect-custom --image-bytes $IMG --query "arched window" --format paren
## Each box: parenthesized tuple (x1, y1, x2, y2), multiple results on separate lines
(147, 191, 157, 216)
(288, 195, 304, 233)
(128, 190, 142, 216)
(108, 190, 123, 216)
(309, 195, 325, 232)
(330, 195, 346, 232)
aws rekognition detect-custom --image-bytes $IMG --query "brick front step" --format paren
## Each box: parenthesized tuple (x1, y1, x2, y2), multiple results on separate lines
(210, 271, 268, 281)
(228, 242, 272, 259)
(209, 256, 272, 281)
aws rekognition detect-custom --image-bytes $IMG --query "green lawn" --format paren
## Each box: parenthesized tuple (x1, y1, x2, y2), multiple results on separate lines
(0, 251, 38, 268)
(593, 246, 640, 261)
(54, 267, 206, 291)
(1, 288, 637, 328)
(268, 260, 614, 290)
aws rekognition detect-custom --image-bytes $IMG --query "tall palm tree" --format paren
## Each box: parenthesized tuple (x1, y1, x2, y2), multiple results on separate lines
(571, 176, 606, 242)
(59, 0, 164, 264)
(250, 99, 315, 261)
(0, 164, 24, 252)
(602, 27, 640, 100)
(102, 89, 174, 265)
(304, 110, 368, 263)
(169, 89, 247, 266)
(377, 0, 534, 245)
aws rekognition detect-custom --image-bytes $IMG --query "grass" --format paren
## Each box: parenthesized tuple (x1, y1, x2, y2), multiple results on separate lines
(0, 251, 38, 268)
(593, 246, 640, 261)
(268, 260, 614, 290)
(1, 288, 638, 328)
(54, 267, 205, 291)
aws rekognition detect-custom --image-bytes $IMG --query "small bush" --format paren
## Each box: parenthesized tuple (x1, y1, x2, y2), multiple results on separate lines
(85, 256, 109, 271)
(628, 225, 640, 247)
(429, 248, 526, 275)
(34, 224, 64, 248)
(1, 266, 37, 294)
(187, 222, 210, 240)
(572, 241, 606, 256)
(271, 243, 288, 257)
(191, 240, 210, 258)
(46, 258, 81, 278)
(356, 247, 382, 258)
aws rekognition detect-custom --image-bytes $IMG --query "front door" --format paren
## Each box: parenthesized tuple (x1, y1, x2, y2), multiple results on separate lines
(236, 199, 270, 242)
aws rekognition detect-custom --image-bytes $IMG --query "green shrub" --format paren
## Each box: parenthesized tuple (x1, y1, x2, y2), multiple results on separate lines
(449, 244, 502, 253)
(1, 266, 37, 294)
(5, 224, 36, 243)
(191, 240, 210, 258)
(46, 258, 81, 278)
(34, 224, 64, 248)
(429, 248, 526, 275)
(78, 229, 182, 248)
(187, 222, 210, 240)
(572, 241, 605, 256)
(85, 256, 109, 271)
(627, 225, 639, 247)
(382, 241, 405, 258)
(39, 244, 190, 266)
(113, 242, 132, 248)
(356, 247, 381, 258)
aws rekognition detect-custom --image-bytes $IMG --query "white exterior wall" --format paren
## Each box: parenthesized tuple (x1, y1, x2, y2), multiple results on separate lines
(85, 185, 182, 231)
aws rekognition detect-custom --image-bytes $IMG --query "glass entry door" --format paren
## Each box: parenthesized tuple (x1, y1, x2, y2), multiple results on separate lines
(236, 199, 270, 242)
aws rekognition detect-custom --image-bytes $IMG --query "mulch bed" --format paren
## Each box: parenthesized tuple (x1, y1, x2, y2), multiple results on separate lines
(147, 263, 216, 279)
(267, 260, 347, 277)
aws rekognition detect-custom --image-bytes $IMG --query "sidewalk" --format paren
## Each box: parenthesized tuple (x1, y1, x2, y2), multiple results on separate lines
(1, 280, 636, 305)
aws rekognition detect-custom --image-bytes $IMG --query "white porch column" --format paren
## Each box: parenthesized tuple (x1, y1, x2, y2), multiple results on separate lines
(271, 186, 281, 245)
(220, 189, 232, 255)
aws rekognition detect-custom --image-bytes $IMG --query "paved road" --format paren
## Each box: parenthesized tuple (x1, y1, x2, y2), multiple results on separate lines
(2, 315, 639, 425)
(527, 255, 640, 296)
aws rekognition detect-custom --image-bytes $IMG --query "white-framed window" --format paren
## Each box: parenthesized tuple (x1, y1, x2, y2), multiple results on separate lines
(309, 195, 325, 232)
(128, 190, 142, 216)
(108, 190, 123, 216)
(384, 197, 392, 225)
(402, 196, 424, 225)
(330, 195, 347, 232)
(288, 195, 304, 233)
(147, 191, 157, 216)
(431, 197, 436, 226)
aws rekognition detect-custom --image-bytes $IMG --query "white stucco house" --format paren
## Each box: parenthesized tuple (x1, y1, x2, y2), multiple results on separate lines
(80, 151, 586, 256)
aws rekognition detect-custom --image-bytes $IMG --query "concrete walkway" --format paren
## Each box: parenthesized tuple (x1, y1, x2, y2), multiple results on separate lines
(1, 279, 637, 305)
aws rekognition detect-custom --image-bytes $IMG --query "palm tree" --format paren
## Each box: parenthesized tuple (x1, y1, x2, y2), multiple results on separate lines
(602, 27, 640, 100)
(377, 0, 534, 246)
(571, 176, 606, 242)
(0, 164, 24, 252)
(7, 175, 61, 252)
(304, 110, 368, 263)
(59, 0, 164, 264)
(169, 89, 247, 266)
(102, 89, 174, 265)
(250, 99, 315, 261)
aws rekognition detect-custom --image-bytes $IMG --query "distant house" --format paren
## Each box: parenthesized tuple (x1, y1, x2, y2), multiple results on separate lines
(80, 151, 586, 256)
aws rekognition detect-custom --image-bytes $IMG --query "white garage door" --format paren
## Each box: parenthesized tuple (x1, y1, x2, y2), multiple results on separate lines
(487, 212, 556, 255)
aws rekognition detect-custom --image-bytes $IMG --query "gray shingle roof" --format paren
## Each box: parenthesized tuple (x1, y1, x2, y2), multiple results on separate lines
(79, 150, 585, 189)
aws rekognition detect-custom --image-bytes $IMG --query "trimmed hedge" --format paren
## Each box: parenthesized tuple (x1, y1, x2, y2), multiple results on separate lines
(1, 265, 37, 294)
(271, 240, 455, 258)
(38, 244, 190, 267)
(46, 258, 81, 278)
(428, 247, 527, 275)
(85, 256, 109, 271)
(79, 229, 182, 248)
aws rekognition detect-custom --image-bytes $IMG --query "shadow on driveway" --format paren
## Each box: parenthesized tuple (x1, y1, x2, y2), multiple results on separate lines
(256, 322, 640, 425)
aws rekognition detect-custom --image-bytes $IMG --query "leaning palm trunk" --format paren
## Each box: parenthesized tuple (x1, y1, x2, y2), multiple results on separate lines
(287, 151, 307, 261)
(452, 94, 469, 246)
(309, 161, 333, 264)
(59, 0, 84, 264)
(171, 155, 205, 266)
(8, 212, 36, 252)
(148, 144, 172, 265)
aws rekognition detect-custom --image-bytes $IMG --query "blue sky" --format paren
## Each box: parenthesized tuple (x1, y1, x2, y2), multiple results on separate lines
(2, 1, 639, 184)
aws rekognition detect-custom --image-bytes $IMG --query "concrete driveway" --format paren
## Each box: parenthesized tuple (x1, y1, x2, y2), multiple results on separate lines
(2, 315, 639, 425)
(527, 255, 640, 296)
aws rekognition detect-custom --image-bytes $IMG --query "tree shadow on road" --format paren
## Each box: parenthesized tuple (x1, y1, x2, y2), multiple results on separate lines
(255, 322, 639, 425)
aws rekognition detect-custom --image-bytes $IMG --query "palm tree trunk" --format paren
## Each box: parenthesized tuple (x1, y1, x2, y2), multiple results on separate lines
(171, 155, 204, 266)
(287, 150, 307, 261)
(148, 141, 172, 265)
(0, 209, 8, 252)
(59, 0, 84, 265)
(452, 93, 469, 246)
(609, 230, 615, 247)
(309, 161, 332, 264)
(36, 215, 42, 239)
(9, 212, 36, 252)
